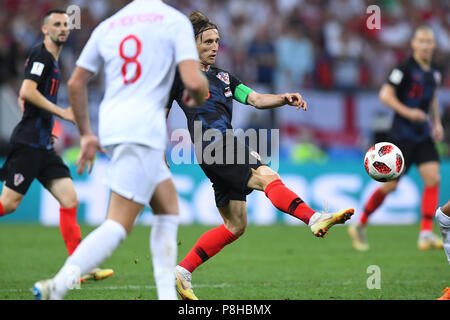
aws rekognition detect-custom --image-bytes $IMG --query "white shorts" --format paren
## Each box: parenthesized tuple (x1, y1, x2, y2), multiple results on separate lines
(104, 144, 171, 206)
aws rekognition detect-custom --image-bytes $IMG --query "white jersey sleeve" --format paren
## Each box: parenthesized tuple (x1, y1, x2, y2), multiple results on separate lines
(73, 0, 199, 150)
(76, 26, 103, 74)
(169, 15, 199, 64)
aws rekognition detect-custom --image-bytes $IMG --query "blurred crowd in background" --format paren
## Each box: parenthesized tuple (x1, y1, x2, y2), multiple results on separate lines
(1, 0, 450, 160)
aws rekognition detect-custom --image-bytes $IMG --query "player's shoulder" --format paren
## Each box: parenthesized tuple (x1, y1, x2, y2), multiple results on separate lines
(209, 66, 236, 79)
(387, 57, 413, 86)
(431, 62, 443, 86)
(210, 66, 242, 87)
(25, 43, 52, 69)
(394, 56, 415, 72)
(26, 43, 50, 60)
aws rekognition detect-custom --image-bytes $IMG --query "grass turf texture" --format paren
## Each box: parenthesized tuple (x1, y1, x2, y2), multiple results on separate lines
(0, 224, 448, 300)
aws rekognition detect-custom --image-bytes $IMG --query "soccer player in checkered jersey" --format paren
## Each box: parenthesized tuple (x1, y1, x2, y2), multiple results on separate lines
(167, 12, 354, 300)
(32, 0, 208, 300)
(348, 26, 444, 252)
(0, 9, 113, 282)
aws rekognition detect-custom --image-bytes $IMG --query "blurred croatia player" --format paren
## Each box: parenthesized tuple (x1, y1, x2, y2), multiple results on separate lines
(0, 9, 112, 282)
(167, 12, 354, 300)
(348, 26, 444, 251)
(32, 0, 208, 300)
(435, 200, 450, 300)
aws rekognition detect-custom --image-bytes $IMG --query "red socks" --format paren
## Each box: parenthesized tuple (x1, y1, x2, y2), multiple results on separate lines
(264, 179, 315, 224)
(59, 207, 81, 256)
(0, 201, 5, 216)
(421, 186, 439, 232)
(359, 186, 439, 229)
(359, 188, 387, 225)
(179, 224, 238, 273)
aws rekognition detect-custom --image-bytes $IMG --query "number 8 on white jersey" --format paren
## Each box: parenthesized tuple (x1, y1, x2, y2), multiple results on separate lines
(76, 0, 199, 150)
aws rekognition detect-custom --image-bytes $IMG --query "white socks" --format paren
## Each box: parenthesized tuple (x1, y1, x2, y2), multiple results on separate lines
(53, 219, 127, 298)
(51, 215, 179, 300)
(150, 214, 179, 300)
(436, 207, 450, 264)
(308, 212, 322, 226)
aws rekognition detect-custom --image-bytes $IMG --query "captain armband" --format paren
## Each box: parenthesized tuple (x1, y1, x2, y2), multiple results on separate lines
(234, 84, 254, 104)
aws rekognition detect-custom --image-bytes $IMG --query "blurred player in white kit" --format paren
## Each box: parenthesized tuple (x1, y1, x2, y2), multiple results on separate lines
(435, 201, 450, 300)
(31, 0, 208, 300)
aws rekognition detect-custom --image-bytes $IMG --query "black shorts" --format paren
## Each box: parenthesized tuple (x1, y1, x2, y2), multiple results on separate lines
(0, 144, 71, 195)
(388, 137, 440, 174)
(197, 134, 265, 208)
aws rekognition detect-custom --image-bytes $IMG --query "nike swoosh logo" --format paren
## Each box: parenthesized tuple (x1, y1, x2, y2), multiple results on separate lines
(176, 274, 189, 290)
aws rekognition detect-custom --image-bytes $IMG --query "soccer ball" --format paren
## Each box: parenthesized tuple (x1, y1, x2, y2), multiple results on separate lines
(364, 142, 405, 182)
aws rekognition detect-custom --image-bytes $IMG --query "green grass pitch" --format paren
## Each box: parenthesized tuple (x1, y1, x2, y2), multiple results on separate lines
(0, 224, 448, 300)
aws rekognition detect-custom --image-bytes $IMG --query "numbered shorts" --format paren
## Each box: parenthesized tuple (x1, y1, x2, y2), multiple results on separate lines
(104, 144, 171, 206)
(0, 144, 71, 195)
(389, 137, 439, 174)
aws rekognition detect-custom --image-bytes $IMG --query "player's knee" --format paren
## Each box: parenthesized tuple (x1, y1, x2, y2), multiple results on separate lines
(441, 201, 450, 215)
(2, 199, 21, 214)
(258, 170, 281, 189)
(152, 201, 179, 215)
(226, 220, 246, 237)
(425, 174, 440, 187)
(60, 196, 79, 209)
(265, 172, 281, 184)
(381, 180, 399, 194)
(232, 223, 246, 237)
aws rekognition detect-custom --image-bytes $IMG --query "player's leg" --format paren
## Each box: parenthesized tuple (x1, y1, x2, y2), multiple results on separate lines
(359, 180, 398, 225)
(357, 139, 411, 228)
(149, 177, 179, 300)
(248, 165, 353, 237)
(44, 177, 81, 256)
(435, 200, 450, 300)
(415, 137, 442, 249)
(348, 179, 399, 251)
(33, 191, 143, 299)
(177, 201, 244, 263)
(0, 145, 40, 215)
(0, 184, 24, 216)
(32, 144, 159, 299)
(417, 161, 442, 247)
(176, 200, 244, 300)
(436, 200, 450, 263)
(45, 177, 113, 282)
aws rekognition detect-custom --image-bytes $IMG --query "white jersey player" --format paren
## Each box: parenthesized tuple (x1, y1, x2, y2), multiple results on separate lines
(435, 201, 450, 300)
(32, 0, 208, 300)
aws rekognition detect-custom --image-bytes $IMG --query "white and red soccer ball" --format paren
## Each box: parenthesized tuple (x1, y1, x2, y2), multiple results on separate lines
(364, 142, 405, 182)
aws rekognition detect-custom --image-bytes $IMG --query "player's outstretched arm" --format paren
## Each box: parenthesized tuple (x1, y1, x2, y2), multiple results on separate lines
(19, 79, 74, 123)
(379, 83, 427, 122)
(246, 91, 307, 110)
(68, 66, 102, 175)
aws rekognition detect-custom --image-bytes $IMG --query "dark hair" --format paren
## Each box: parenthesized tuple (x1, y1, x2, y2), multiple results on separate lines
(43, 9, 67, 23)
(188, 11, 218, 39)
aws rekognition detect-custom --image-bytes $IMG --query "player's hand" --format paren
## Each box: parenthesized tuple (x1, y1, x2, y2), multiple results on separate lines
(61, 106, 76, 124)
(76, 134, 104, 175)
(182, 89, 196, 107)
(432, 122, 444, 142)
(284, 93, 307, 111)
(404, 108, 427, 122)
